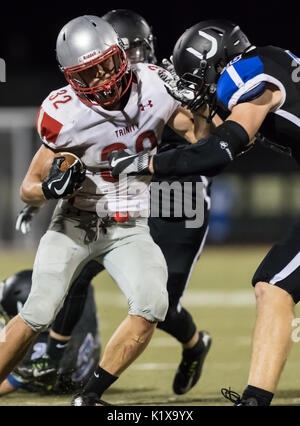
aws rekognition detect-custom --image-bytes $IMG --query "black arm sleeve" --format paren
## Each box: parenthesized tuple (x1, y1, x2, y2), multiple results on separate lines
(153, 120, 250, 178)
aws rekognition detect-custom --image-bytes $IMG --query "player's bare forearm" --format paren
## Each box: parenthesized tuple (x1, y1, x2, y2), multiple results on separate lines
(20, 178, 46, 207)
(227, 85, 281, 140)
(20, 145, 55, 206)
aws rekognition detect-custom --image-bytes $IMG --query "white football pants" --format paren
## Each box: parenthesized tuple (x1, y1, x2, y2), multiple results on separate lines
(20, 201, 168, 332)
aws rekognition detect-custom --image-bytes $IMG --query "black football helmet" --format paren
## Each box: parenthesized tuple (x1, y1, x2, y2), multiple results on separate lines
(172, 20, 252, 119)
(102, 9, 157, 64)
(0, 270, 32, 318)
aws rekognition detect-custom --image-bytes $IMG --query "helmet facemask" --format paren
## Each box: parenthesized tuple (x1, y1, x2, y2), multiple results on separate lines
(178, 53, 221, 120)
(124, 35, 157, 64)
(63, 44, 132, 107)
(172, 20, 251, 120)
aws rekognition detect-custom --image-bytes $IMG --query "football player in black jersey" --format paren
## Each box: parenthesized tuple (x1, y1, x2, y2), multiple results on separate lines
(102, 8, 212, 397)
(0, 270, 100, 396)
(15, 9, 212, 397)
(109, 19, 300, 406)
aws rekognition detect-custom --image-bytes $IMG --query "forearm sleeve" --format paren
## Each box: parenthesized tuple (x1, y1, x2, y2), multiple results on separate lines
(153, 120, 250, 178)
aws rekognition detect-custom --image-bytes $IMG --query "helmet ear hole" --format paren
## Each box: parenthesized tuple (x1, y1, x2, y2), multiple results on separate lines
(215, 59, 226, 74)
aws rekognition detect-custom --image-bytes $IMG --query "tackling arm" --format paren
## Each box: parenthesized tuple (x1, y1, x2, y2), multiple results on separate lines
(108, 85, 280, 177)
(152, 119, 250, 177)
(151, 86, 279, 176)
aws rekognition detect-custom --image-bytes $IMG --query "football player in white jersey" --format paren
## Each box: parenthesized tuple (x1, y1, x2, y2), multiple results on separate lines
(0, 15, 212, 406)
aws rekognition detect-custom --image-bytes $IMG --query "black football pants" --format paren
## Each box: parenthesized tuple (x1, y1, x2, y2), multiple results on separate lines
(149, 211, 210, 344)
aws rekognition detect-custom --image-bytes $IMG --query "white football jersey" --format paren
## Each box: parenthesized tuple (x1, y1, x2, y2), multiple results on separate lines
(36, 63, 180, 215)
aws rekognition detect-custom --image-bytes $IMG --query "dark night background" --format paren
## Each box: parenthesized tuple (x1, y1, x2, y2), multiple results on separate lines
(1, 0, 299, 106)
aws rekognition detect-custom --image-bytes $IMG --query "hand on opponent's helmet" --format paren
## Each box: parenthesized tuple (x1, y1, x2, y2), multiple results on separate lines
(158, 58, 207, 113)
(42, 157, 86, 200)
(158, 59, 195, 106)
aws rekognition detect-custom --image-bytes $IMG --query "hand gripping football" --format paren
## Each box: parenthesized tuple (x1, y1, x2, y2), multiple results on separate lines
(41, 152, 83, 181)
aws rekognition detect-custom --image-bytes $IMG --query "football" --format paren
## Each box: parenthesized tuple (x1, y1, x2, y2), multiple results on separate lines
(41, 152, 83, 181)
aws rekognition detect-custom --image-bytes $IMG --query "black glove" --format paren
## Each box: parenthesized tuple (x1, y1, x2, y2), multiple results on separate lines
(108, 150, 151, 178)
(42, 157, 86, 200)
(15, 204, 40, 234)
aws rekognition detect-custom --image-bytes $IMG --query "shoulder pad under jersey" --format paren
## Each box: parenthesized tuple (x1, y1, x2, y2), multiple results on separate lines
(217, 55, 266, 111)
(36, 86, 76, 150)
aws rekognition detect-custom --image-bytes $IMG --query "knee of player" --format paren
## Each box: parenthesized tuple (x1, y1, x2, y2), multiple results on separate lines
(153, 289, 169, 321)
(253, 281, 270, 302)
(20, 295, 62, 332)
(253, 280, 291, 304)
(20, 312, 51, 333)
(254, 281, 295, 308)
(156, 305, 178, 331)
(163, 303, 181, 322)
(130, 288, 169, 323)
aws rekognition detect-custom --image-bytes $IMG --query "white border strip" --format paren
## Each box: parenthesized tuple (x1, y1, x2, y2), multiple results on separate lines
(200, 175, 211, 210)
(176, 224, 210, 312)
(275, 109, 300, 128)
(228, 73, 286, 111)
(270, 251, 300, 285)
(36, 107, 45, 139)
(227, 65, 245, 88)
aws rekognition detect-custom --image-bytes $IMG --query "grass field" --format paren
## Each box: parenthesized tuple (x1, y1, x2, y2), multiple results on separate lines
(1, 245, 300, 406)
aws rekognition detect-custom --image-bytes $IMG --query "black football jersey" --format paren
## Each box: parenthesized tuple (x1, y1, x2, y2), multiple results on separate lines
(151, 125, 211, 219)
(217, 45, 300, 164)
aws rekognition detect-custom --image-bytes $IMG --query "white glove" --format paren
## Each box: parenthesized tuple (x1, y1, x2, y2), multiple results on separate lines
(16, 205, 40, 234)
(158, 59, 195, 106)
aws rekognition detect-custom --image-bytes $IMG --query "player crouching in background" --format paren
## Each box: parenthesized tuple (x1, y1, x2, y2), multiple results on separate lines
(0, 270, 100, 396)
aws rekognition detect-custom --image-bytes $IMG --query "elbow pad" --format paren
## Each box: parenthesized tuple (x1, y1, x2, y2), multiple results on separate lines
(212, 120, 250, 156)
(153, 121, 250, 178)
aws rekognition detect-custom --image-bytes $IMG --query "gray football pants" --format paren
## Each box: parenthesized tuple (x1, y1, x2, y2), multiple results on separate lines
(20, 201, 168, 332)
